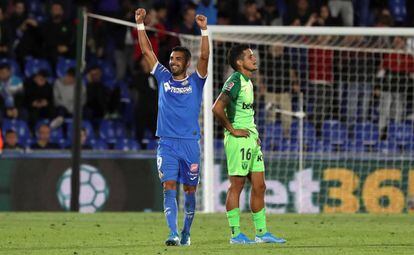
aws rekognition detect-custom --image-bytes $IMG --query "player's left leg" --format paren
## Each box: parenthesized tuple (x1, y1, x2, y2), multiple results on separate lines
(180, 184, 197, 246)
(178, 139, 201, 245)
(249, 171, 286, 244)
(249, 136, 286, 244)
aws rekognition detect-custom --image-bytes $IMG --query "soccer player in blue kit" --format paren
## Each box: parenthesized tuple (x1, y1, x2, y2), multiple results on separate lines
(135, 8, 209, 246)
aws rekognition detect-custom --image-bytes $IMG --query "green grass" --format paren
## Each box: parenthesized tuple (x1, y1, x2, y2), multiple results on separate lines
(0, 213, 413, 255)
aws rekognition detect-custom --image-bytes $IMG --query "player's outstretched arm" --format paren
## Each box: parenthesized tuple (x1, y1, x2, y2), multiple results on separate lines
(212, 93, 249, 138)
(195, 14, 209, 77)
(135, 8, 158, 69)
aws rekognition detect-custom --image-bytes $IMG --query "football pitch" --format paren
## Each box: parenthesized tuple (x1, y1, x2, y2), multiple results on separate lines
(0, 213, 413, 255)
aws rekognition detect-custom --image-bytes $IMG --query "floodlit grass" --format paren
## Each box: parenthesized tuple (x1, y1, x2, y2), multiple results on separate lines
(0, 213, 413, 254)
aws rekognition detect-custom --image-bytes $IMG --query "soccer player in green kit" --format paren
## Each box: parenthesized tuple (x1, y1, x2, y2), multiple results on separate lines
(212, 44, 286, 244)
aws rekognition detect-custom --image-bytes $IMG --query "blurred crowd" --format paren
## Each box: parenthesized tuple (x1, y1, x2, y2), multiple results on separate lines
(0, 0, 413, 152)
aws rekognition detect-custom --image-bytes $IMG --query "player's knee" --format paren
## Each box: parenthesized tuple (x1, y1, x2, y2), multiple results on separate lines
(183, 185, 197, 194)
(229, 182, 244, 193)
(252, 182, 266, 194)
(163, 181, 177, 191)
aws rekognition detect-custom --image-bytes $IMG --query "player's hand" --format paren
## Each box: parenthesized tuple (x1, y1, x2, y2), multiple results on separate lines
(231, 129, 250, 138)
(135, 8, 146, 24)
(257, 138, 261, 146)
(195, 14, 207, 30)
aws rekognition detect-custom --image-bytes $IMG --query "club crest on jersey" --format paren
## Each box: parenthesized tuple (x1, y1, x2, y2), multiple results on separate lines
(181, 80, 189, 86)
(190, 164, 199, 172)
(224, 82, 234, 91)
(163, 82, 171, 92)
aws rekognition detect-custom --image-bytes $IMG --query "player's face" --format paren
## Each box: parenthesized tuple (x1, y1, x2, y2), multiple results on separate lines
(169, 51, 188, 76)
(240, 49, 258, 72)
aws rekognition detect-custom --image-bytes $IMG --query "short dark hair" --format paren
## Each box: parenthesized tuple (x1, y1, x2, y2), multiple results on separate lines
(66, 67, 76, 76)
(0, 63, 10, 70)
(172, 46, 191, 63)
(5, 129, 16, 135)
(227, 44, 250, 71)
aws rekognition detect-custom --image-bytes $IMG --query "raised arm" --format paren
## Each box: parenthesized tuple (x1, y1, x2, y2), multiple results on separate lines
(195, 15, 209, 77)
(135, 8, 158, 69)
(212, 93, 249, 138)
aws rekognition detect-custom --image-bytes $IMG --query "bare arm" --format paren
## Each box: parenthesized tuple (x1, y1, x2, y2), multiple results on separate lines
(212, 92, 249, 137)
(135, 8, 158, 69)
(195, 15, 209, 77)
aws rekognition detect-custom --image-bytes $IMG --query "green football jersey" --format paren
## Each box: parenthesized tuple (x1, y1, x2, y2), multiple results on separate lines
(221, 71, 257, 134)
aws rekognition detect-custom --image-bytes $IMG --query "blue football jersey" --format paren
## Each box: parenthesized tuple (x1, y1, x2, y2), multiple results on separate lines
(151, 62, 206, 139)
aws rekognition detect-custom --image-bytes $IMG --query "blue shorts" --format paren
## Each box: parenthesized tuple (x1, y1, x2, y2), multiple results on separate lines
(156, 137, 200, 186)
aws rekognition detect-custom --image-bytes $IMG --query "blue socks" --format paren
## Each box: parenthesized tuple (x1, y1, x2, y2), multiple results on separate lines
(182, 192, 196, 234)
(163, 189, 178, 234)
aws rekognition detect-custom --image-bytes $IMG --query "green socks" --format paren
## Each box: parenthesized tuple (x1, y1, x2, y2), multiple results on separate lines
(252, 208, 267, 236)
(226, 208, 241, 237)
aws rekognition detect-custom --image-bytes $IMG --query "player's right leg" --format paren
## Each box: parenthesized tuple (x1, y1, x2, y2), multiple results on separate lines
(224, 134, 255, 244)
(157, 138, 180, 246)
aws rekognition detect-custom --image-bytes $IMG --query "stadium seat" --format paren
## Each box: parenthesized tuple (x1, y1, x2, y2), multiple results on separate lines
(322, 120, 348, 146)
(146, 139, 158, 150)
(305, 139, 327, 153)
(56, 58, 76, 77)
(89, 139, 109, 150)
(66, 119, 95, 141)
(275, 138, 299, 152)
(114, 139, 141, 151)
(2, 119, 31, 144)
(0, 58, 21, 76)
(376, 140, 400, 154)
(24, 57, 52, 78)
(290, 121, 316, 144)
(214, 139, 224, 152)
(99, 119, 127, 143)
(387, 122, 413, 146)
(264, 121, 284, 143)
(354, 122, 379, 146)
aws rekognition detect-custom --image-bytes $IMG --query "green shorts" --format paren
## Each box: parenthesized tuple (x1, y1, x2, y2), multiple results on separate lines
(224, 132, 265, 176)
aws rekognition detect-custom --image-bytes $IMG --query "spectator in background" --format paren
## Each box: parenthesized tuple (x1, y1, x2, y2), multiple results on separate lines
(0, 63, 24, 110)
(66, 127, 91, 150)
(31, 123, 59, 150)
(177, 3, 199, 35)
(387, 0, 407, 26)
(284, 0, 315, 26)
(130, 57, 157, 149)
(196, 0, 217, 25)
(3, 129, 23, 150)
(238, 0, 262, 25)
(307, 36, 337, 137)
(337, 36, 378, 132)
(377, 36, 414, 139)
(261, 44, 300, 138)
(40, 1, 74, 66)
(0, 7, 11, 58)
(307, 4, 341, 26)
(84, 66, 109, 123)
(24, 70, 54, 129)
(113, 0, 135, 80)
(261, 0, 282, 26)
(328, 0, 354, 26)
(10, 0, 42, 67)
(53, 67, 86, 121)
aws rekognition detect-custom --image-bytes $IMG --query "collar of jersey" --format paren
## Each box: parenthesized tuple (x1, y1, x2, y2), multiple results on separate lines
(172, 75, 189, 82)
(236, 71, 250, 81)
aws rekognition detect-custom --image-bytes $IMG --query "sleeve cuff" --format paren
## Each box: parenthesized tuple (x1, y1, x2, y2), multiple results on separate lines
(196, 69, 208, 79)
(150, 62, 159, 75)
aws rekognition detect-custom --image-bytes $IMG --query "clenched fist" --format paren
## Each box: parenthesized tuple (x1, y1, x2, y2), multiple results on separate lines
(135, 8, 146, 24)
(195, 14, 207, 30)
